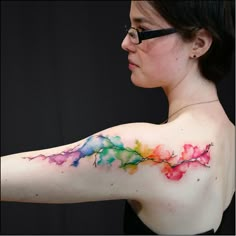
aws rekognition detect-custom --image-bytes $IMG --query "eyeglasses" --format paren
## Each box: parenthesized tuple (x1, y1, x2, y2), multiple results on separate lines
(125, 26, 177, 45)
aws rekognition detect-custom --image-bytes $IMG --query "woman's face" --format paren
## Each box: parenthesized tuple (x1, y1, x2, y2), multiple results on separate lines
(121, 1, 193, 89)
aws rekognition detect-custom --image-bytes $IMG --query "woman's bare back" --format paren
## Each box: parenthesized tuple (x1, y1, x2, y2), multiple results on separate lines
(127, 106, 235, 234)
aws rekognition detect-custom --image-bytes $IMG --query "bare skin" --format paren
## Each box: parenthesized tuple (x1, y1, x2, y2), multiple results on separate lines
(1, 1, 235, 235)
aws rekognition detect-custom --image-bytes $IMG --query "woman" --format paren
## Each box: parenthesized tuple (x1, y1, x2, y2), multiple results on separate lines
(1, 0, 235, 235)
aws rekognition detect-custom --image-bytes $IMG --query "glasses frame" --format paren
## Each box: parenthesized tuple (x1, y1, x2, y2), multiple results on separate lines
(125, 26, 177, 44)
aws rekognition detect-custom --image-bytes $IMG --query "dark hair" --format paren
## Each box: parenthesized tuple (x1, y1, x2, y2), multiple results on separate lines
(148, 0, 235, 84)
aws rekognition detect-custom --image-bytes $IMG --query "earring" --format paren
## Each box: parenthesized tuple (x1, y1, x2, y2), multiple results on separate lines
(192, 55, 197, 58)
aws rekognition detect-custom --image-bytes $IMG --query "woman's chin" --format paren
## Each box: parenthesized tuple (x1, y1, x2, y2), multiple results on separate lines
(130, 76, 156, 88)
(130, 79, 144, 88)
(130, 74, 145, 87)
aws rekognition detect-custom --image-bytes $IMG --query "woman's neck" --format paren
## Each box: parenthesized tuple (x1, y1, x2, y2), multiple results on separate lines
(163, 72, 219, 122)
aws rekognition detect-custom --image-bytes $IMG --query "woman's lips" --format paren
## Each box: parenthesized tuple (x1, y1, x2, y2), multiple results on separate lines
(128, 60, 138, 70)
(128, 63, 137, 70)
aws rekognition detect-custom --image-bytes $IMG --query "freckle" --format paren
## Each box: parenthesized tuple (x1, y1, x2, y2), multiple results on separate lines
(136, 190, 139, 192)
(61, 171, 64, 174)
(110, 183, 114, 186)
(197, 178, 200, 181)
(215, 177, 218, 180)
(35, 194, 39, 197)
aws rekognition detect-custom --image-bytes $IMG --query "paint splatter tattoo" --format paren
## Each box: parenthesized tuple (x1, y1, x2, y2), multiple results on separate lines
(24, 135, 212, 180)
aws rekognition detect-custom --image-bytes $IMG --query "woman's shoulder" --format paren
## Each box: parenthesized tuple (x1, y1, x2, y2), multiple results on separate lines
(95, 116, 234, 186)
(104, 117, 234, 198)
(100, 120, 219, 183)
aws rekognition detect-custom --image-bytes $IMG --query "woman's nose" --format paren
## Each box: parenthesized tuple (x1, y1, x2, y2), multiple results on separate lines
(121, 34, 136, 53)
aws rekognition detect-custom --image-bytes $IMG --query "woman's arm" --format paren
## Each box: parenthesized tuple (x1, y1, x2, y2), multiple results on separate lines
(1, 122, 214, 204)
(1, 123, 152, 204)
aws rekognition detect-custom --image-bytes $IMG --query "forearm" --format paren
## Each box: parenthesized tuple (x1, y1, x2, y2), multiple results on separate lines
(1, 154, 57, 203)
(2, 154, 38, 202)
(0, 148, 87, 204)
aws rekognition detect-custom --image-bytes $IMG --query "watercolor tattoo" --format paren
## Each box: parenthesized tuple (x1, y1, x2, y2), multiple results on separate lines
(24, 135, 213, 180)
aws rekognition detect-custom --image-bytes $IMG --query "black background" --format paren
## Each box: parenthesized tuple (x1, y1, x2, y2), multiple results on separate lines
(1, 1, 235, 234)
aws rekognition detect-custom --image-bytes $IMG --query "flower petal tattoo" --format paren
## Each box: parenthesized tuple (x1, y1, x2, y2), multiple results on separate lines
(24, 135, 213, 181)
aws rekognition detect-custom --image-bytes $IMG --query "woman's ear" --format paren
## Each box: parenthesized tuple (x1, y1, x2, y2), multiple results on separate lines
(190, 29, 213, 59)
